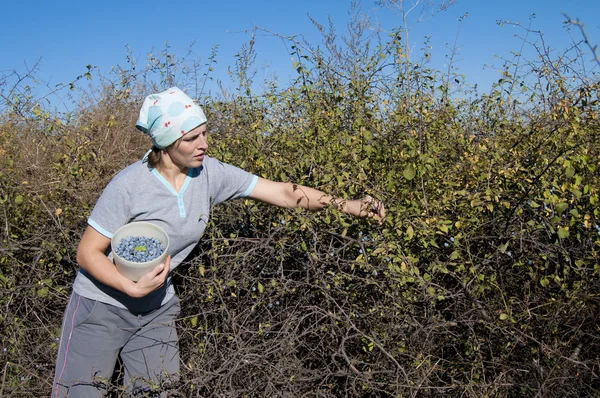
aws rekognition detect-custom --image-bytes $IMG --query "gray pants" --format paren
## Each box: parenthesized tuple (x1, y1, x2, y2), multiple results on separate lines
(52, 292, 180, 397)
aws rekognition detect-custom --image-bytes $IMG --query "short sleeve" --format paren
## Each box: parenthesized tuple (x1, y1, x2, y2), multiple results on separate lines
(206, 157, 258, 206)
(88, 173, 132, 239)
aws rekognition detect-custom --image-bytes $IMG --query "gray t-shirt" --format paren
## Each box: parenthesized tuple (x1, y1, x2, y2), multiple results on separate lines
(72, 155, 258, 313)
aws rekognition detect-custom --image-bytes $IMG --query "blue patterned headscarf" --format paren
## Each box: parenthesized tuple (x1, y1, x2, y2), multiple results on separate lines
(135, 87, 207, 149)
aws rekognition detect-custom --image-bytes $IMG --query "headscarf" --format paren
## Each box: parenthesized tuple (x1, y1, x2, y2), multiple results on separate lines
(135, 87, 207, 149)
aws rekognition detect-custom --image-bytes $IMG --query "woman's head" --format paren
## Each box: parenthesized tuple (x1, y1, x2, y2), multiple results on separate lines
(146, 123, 208, 170)
(136, 87, 206, 150)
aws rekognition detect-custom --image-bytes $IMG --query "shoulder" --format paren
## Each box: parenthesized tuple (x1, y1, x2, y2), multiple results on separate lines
(201, 155, 228, 176)
(202, 155, 246, 173)
(102, 161, 152, 195)
(201, 155, 221, 169)
(111, 160, 151, 183)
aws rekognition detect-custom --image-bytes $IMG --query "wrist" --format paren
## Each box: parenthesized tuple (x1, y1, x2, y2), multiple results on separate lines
(341, 199, 361, 217)
(121, 278, 142, 298)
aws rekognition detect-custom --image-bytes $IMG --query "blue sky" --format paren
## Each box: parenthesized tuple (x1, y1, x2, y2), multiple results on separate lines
(2, 0, 599, 109)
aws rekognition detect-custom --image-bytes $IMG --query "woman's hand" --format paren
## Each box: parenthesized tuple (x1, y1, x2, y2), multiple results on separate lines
(126, 255, 171, 298)
(346, 196, 386, 224)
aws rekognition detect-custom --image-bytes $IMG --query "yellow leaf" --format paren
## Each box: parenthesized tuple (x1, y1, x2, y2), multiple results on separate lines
(55, 208, 63, 216)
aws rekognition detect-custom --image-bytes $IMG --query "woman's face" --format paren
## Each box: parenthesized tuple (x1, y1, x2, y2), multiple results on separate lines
(165, 123, 208, 169)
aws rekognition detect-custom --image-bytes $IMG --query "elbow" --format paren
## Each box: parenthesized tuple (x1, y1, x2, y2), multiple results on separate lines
(76, 244, 94, 271)
(76, 245, 86, 270)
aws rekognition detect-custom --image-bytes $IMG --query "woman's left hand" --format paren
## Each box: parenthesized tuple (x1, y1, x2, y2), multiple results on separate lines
(347, 196, 386, 224)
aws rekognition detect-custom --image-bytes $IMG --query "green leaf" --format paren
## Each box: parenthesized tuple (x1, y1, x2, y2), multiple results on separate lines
(403, 164, 416, 181)
(406, 225, 414, 239)
(361, 337, 374, 353)
(470, 198, 483, 207)
(556, 202, 568, 214)
(499, 313, 509, 320)
(569, 209, 579, 217)
(15, 195, 23, 205)
(257, 282, 264, 294)
(540, 277, 550, 287)
(557, 227, 569, 239)
(499, 242, 509, 253)
(565, 166, 575, 178)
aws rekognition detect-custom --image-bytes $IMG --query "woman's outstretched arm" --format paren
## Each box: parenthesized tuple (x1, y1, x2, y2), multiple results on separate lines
(246, 177, 385, 223)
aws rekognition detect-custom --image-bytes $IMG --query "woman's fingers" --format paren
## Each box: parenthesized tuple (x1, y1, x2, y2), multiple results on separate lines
(154, 255, 171, 283)
(372, 200, 386, 224)
(134, 255, 171, 295)
(362, 196, 386, 224)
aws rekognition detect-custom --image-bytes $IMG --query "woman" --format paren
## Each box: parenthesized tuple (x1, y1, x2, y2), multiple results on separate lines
(52, 87, 385, 397)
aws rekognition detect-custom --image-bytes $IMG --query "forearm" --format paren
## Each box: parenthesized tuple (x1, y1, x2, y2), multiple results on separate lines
(279, 182, 363, 216)
(77, 249, 136, 295)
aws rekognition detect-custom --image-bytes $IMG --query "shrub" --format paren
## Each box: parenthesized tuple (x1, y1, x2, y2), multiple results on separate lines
(1, 3, 599, 396)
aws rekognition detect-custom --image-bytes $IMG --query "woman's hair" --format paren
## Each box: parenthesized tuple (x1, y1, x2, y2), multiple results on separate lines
(147, 146, 162, 169)
(146, 137, 184, 169)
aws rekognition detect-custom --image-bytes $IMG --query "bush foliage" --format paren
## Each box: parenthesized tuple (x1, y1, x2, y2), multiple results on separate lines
(1, 4, 599, 397)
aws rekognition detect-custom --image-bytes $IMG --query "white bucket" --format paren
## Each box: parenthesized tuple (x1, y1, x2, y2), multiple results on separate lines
(111, 222, 170, 281)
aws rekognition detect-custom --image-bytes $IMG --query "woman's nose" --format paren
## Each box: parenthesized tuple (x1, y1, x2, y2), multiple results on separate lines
(197, 135, 207, 148)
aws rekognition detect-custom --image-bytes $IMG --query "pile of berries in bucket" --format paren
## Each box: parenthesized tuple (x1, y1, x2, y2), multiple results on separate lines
(114, 236, 165, 262)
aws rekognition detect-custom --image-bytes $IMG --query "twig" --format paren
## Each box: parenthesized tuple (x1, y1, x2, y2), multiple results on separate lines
(0, 361, 54, 397)
(563, 14, 600, 67)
